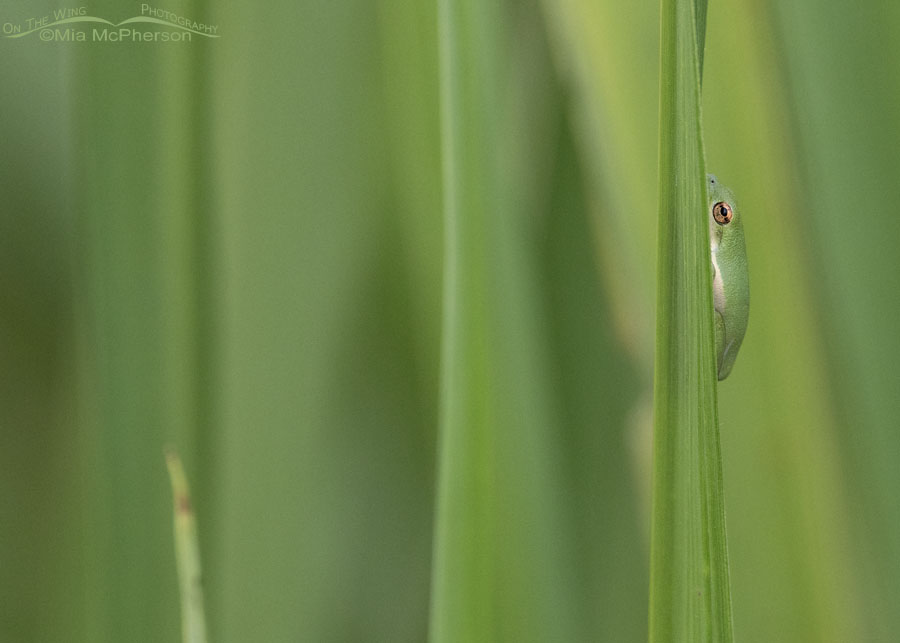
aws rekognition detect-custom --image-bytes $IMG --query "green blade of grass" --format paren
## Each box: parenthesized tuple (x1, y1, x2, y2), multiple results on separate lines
(430, 4, 505, 640)
(649, 0, 733, 641)
(763, 2, 900, 637)
(70, 17, 202, 638)
(209, 2, 437, 640)
(695, 0, 708, 80)
(538, 0, 662, 373)
(429, 1, 582, 641)
(166, 449, 208, 643)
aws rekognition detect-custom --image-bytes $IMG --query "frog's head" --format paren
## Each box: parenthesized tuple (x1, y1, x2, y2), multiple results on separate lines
(707, 174, 740, 250)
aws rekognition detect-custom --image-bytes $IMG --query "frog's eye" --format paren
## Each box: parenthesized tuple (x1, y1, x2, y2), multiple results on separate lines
(712, 201, 733, 225)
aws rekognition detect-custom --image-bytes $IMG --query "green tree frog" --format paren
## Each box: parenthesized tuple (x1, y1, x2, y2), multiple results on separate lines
(708, 174, 749, 380)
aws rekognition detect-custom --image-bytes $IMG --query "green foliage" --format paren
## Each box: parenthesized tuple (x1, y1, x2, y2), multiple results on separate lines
(166, 450, 208, 643)
(430, 1, 590, 641)
(649, 0, 733, 641)
(1, 0, 899, 641)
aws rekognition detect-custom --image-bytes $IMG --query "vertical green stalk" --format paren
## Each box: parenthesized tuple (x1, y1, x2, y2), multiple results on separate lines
(430, 1, 581, 641)
(694, 0, 709, 81)
(430, 1, 503, 640)
(166, 450, 208, 643)
(71, 32, 183, 642)
(649, 0, 733, 641)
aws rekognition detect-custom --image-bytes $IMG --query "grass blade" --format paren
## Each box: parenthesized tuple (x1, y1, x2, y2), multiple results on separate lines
(649, 0, 733, 641)
(430, 2, 506, 639)
(695, 0, 708, 80)
(429, 1, 581, 641)
(166, 450, 208, 643)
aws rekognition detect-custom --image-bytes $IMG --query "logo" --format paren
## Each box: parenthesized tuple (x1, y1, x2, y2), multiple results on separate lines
(2, 4, 219, 43)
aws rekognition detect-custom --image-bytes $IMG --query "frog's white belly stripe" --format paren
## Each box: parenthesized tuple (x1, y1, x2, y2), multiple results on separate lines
(711, 249, 726, 313)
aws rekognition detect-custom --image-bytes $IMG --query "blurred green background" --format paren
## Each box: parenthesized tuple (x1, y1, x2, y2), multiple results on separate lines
(1, 0, 898, 641)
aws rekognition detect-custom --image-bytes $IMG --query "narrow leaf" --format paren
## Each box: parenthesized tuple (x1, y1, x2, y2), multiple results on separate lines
(166, 449, 208, 643)
(429, 1, 581, 641)
(695, 0, 709, 80)
(649, 0, 733, 641)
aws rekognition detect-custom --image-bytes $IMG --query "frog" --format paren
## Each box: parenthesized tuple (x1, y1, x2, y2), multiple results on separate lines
(708, 174, 749, 380)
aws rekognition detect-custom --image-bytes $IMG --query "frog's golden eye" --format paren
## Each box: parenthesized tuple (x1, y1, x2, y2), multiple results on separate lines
(712, 201, 733, 225)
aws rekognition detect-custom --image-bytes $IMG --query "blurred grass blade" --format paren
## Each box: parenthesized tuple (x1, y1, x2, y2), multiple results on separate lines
(765, 1, 900, 638)
(649, 0, 733, 641)
(71, 31, 199, 640)
(166, 449, 208, 643)
(430, 1, 503, 639)
(430, 1, 581, 641)
(538, 0, 663, 373)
